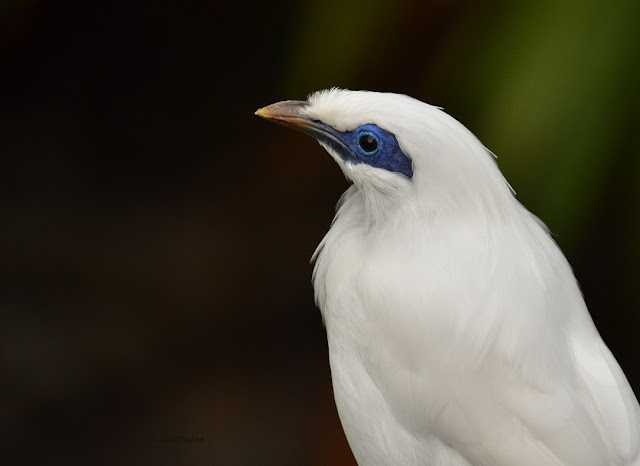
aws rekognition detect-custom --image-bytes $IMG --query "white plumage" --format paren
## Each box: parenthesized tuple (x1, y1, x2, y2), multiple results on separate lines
(256, 89, 640, 465)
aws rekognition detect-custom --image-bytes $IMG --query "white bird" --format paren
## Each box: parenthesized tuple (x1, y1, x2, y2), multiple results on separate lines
(255, 89, 640, 466)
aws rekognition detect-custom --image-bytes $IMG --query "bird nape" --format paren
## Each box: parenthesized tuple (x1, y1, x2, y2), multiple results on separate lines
(255, 89, 640, 466)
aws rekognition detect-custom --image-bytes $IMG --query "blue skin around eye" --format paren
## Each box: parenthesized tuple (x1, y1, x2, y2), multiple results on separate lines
(310, 122, 413, 179)
(341, 124, 413, 179)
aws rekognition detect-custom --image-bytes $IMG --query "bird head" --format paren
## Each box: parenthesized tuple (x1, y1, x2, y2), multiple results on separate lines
(256, 89, 513, 221)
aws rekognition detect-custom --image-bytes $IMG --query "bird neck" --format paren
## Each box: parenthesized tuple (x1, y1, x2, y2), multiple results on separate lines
(351, 180, 518, 237)
(353, 178, 415, 228)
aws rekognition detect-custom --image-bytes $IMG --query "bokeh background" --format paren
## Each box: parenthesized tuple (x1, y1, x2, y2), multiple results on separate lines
(2, 0, 639, 464)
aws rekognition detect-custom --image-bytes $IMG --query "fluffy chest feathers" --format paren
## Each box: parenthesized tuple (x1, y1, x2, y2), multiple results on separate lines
(314, 186, 570, 380)
(312, 185, 639, 466)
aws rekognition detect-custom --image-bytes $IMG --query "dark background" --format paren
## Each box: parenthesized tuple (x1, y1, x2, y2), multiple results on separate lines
(1, 1, 639, 464)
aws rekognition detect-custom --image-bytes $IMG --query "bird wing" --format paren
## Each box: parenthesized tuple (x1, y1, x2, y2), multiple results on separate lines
(570, 331, 640, 463)
(362, 313, 639, 465)
(357, 218, 640, 466)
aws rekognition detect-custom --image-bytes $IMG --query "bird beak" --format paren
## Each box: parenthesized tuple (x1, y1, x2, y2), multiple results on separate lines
(254, 100, 316, 133)
(255, 100, 349, 159)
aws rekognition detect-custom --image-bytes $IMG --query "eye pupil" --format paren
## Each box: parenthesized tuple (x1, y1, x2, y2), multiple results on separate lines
(359, 134, 378, 153)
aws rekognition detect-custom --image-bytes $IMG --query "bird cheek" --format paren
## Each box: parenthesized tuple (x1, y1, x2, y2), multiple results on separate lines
(349, 155, 367, 168)
(354, 153, 379, 168)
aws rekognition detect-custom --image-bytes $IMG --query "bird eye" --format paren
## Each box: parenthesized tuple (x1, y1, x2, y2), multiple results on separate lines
(358, 134, 378, 154)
